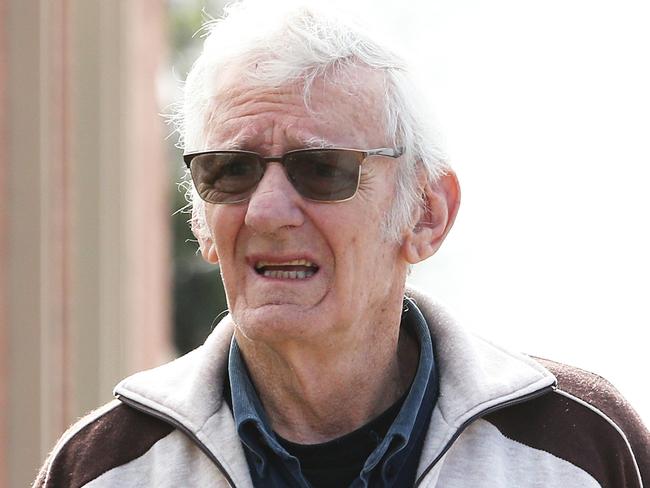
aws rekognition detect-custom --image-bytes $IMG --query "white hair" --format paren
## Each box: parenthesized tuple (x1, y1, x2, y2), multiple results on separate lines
(174, 0, 450, 243)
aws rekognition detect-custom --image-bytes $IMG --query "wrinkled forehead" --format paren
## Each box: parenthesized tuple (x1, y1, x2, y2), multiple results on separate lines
(187, 63, 390, 151)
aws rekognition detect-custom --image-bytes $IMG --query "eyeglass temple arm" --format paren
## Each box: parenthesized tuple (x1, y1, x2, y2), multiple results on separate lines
(366, 147, 404, 158)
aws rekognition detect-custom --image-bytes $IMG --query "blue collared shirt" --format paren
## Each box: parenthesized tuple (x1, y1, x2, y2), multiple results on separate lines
(226, 298, 438, 487)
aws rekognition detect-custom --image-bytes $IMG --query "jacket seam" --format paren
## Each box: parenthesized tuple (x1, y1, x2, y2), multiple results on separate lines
(440, 376, 554, 428)
(415, 384, 556, 486)
(479, 417, 603, 485)
(554, 388, 644, 488)
(116, 393, 239, 488)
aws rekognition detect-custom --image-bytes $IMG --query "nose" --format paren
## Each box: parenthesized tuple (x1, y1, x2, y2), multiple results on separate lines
(244, 163, 305, 233)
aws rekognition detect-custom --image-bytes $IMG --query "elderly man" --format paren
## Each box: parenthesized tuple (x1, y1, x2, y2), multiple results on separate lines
(35, 2, 648, 487)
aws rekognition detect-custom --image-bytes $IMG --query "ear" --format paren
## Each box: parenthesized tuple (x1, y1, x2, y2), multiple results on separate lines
(191, 203, 219, 264)
(401, 171, 460, 264)
(198, 235, 219, 264)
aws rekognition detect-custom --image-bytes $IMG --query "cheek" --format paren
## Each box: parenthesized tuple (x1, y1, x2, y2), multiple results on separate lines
(208, 207, 248, 259)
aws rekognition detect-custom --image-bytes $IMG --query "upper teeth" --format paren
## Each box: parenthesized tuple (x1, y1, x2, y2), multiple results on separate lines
(255, 259, 315, 269)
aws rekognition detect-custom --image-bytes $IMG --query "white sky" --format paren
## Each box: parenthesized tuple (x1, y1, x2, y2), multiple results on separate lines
(354, 0, 650, 422)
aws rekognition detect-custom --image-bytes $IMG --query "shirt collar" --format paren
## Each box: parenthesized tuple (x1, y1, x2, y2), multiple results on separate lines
(359, 297, 436, 483)
(227, 338, 288, 476)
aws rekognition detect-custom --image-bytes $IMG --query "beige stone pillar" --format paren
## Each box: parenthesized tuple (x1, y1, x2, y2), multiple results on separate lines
(1, 1, 171, 486)
(0, 0, 9, 484)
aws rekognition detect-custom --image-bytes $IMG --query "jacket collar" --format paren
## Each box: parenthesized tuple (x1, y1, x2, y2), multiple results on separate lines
(404, 286, 556, 481)
(114, 286, 556, 483)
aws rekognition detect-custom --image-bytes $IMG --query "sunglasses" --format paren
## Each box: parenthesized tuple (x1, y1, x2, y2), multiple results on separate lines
(184, 147, 404, 204)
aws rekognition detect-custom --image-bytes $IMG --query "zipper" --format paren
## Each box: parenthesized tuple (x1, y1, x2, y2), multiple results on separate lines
(116, 394, 239, 488)
(414, 383, 557, 487)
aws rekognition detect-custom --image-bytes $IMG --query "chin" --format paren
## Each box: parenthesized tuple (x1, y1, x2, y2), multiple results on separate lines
(232, 304, 334, 345)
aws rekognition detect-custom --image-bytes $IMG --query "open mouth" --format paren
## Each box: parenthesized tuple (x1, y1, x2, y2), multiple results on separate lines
(254, 259, 319, 280)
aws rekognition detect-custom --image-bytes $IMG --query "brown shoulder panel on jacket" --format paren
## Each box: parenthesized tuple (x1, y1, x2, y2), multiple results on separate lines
(484, 358, 648, 488)
(536, 357, 649, 485)
(40, 403, 174, 488)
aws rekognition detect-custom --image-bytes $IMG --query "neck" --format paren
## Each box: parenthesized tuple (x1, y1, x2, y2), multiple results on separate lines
(234, 302, 419, 444)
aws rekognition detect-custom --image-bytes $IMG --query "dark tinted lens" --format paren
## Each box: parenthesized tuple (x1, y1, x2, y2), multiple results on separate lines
(189, 152, 263, 203)
(284, 149, 362, 201)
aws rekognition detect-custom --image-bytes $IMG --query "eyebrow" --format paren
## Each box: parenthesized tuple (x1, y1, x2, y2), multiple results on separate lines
(298, 136, 335, 149)
(220, 135, 336, 151)
(218, 134, 254, 151)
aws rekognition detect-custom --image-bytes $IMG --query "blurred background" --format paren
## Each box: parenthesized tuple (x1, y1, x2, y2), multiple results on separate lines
(1, 0, 648, 485)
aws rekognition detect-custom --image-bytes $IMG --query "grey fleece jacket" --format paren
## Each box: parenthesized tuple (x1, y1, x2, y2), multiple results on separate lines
(34, 287, 649, 487)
